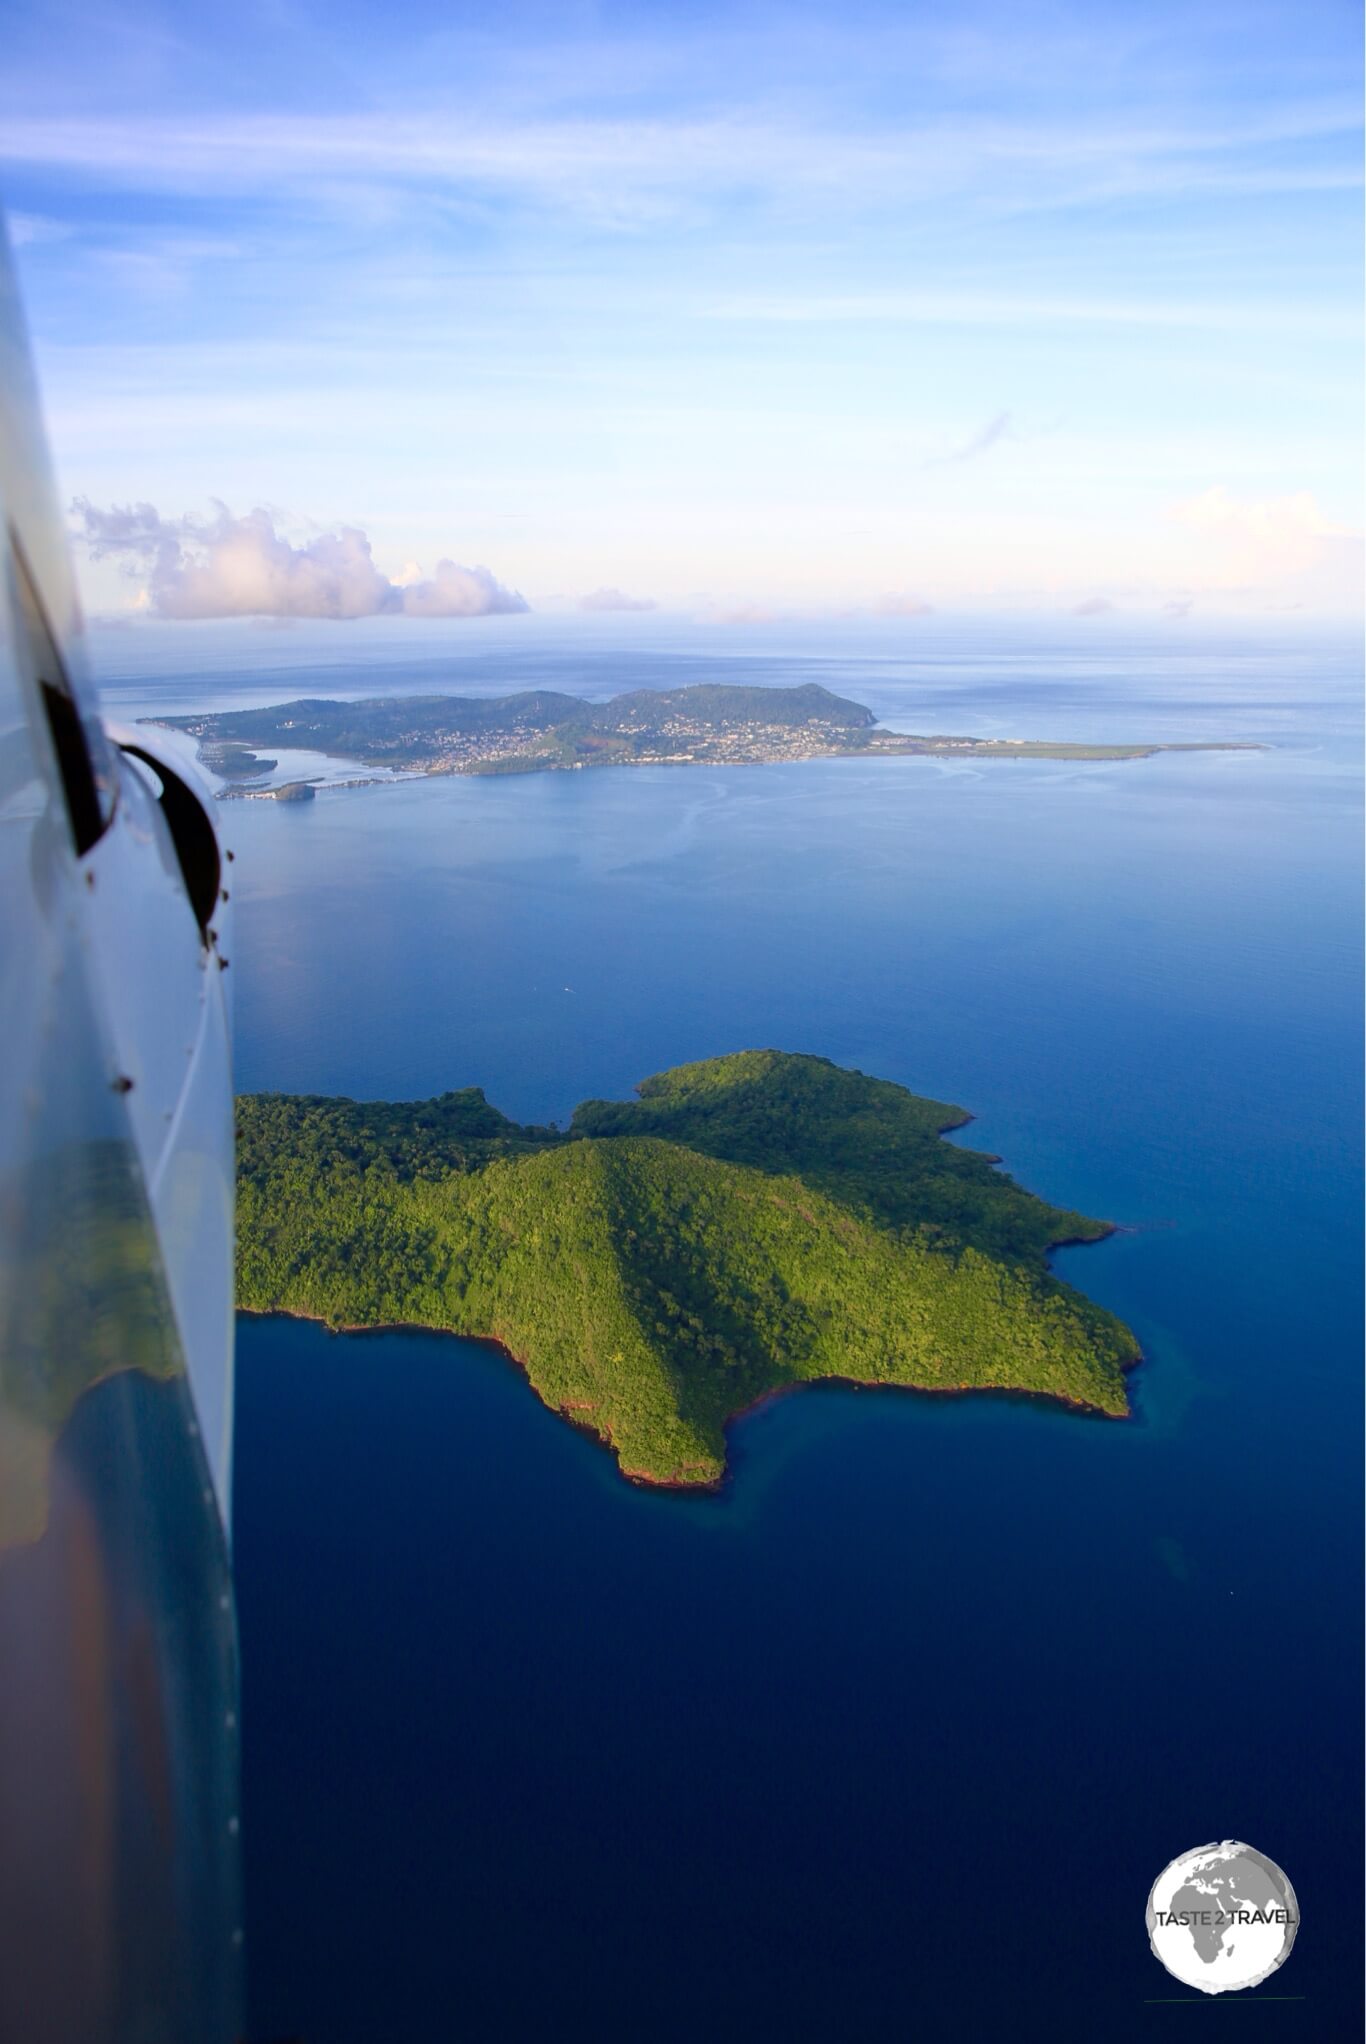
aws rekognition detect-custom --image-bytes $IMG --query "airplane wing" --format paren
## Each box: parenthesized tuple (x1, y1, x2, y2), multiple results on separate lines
(0, 223, 243, 2043)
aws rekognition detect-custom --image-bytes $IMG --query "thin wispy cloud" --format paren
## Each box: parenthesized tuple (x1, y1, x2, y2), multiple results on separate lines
(702, 290, 1351, 335)
(5, 209, 72, 246)
(923, 412, 1013, 468)
(578, 587, 656, 612)
(706, 604, 778, 626)
(1, 97, 1357, 221)
(73, 499, 528, 619)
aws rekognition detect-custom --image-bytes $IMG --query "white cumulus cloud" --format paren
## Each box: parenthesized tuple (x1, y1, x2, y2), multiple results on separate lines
(399, 558, 529, 617)
(71, 498, 528, 620)
(1169, 486, 1363, 612)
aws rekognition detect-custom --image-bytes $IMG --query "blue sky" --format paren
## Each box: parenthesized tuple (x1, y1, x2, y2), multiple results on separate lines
(3, 0, 1361, 622)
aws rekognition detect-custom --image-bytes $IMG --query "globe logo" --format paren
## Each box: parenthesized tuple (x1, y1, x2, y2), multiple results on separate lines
(1147, 1840, 1299, 1994)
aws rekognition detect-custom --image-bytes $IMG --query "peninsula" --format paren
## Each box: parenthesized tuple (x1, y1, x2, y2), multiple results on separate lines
(236, 1050, 1140, 1488)
(155, 681, 1252, 784)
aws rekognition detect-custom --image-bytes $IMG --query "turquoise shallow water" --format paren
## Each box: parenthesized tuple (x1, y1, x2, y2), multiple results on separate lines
(177, 628, 1363, 2040)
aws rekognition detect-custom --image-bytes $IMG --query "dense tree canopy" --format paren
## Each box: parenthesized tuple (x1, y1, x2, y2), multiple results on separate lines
(237, 1051, 1139, 1487)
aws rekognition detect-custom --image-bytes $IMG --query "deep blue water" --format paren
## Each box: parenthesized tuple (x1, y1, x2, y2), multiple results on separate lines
(159, 626, 1363, 2039)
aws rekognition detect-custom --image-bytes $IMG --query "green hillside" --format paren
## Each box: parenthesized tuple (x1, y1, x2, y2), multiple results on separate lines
(236, 1051, 1139, 1487)
(597, 682, 873, 729)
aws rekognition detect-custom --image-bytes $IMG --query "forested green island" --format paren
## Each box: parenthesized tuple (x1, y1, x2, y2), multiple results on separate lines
(157, 681, 1250, 782)
(237, 1050, 1140, 1488)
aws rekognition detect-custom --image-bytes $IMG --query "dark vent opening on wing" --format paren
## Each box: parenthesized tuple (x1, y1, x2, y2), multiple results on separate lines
(119, 743, 223, 942)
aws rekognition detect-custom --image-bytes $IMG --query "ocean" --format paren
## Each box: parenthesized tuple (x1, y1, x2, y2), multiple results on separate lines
(100, 617, 1363, 2039)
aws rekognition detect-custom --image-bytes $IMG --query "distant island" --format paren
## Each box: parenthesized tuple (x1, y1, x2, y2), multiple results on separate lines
(237, 1050, 1140, 1488)
(154, 682, 1254, 786)
(199, 740, 279, 779)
